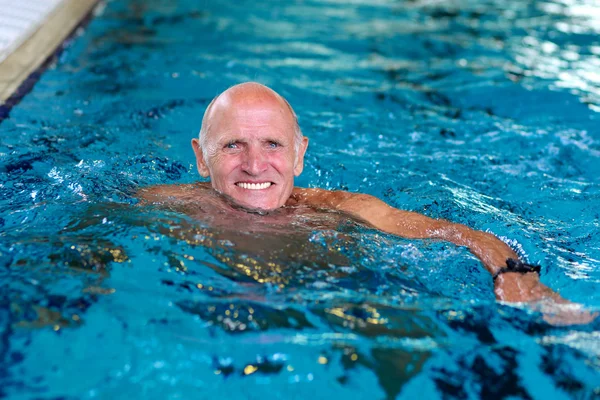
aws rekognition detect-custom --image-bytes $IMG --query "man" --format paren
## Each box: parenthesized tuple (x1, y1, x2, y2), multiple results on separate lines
(140, 82, 594, 324)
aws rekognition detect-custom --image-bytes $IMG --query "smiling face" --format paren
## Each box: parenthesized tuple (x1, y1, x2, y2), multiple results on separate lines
(192, 83, 308, 211)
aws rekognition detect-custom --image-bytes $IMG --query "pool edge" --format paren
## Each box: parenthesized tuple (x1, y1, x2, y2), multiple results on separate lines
(0, 0, 99, 107)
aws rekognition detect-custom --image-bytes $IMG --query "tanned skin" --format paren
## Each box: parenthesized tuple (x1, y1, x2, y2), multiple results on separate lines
(139, 82, 596, 325)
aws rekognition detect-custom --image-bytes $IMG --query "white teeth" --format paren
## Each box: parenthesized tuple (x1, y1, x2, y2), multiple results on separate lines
(237, 182, 272, 190)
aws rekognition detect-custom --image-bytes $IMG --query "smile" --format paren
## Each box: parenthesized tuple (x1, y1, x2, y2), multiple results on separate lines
(236, 182, 273, 190)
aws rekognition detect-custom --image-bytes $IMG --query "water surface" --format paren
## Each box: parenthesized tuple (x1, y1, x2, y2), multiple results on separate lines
(1, 0, 599, 398)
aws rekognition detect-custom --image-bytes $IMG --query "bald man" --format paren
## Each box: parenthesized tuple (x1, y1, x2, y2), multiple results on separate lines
(139, 82, 595, 324)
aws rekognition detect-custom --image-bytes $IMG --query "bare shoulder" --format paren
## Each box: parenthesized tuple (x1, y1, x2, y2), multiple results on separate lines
(289, 186, 433, 221)
(289, 187, 369, 209)
(136, 182, 212, 204)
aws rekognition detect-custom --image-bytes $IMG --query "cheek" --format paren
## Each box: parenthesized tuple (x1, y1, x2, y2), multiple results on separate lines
(271, 152, 296, 173)
(209, 155, 235, 177)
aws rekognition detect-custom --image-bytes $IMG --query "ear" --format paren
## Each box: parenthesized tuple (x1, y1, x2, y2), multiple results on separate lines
(191, 138, 210, 178)
(293, 136, 309, 176)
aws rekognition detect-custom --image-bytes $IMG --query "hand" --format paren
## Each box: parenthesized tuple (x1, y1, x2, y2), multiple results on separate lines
(533, 299, 598, 326)
(494, 272, 598, 326)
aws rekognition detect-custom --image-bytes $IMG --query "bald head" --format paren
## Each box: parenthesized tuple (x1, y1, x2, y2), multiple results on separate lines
(199, 82, 303, 159)
(191, 82, 309, 210)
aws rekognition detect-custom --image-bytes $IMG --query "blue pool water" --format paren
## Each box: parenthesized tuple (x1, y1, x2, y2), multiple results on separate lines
(1, 0, 600, 398)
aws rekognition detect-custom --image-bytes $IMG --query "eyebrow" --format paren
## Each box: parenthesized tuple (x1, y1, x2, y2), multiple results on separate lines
(215, 134, 243, 144)
(216, 135, 289, 145)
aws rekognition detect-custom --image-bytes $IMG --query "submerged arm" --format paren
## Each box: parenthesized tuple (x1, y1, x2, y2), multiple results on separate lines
(136, 183, 214, 206)
(136, 184, 190, 204)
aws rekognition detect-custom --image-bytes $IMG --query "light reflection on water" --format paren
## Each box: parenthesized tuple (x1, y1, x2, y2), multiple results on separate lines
(0, 0, 599, 398)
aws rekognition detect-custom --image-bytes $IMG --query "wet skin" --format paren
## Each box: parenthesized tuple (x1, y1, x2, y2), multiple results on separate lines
(135, 191, 437, 399)
(140, 82, 596, 326)
(191, 88, 307, 211)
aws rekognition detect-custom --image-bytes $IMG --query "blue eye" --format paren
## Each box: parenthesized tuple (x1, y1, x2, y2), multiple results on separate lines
(225, 142, 238, 149)
(268, 141, 279, 148)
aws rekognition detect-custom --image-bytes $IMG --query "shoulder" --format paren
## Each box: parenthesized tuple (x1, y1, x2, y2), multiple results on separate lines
(288, 187, 371, 209)
(136, 182, 211, 203)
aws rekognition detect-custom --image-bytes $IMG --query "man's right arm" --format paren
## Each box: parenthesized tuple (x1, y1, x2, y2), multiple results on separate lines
(136, 185, 174, 204)
(136, 183, 207, 204)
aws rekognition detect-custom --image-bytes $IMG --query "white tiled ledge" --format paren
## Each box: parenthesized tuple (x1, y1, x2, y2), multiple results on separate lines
(0, 0, 64, 63)
(0, 0, 98, 104)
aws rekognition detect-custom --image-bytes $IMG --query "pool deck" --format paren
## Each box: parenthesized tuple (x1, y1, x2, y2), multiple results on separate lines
(0, 0, 98, 105)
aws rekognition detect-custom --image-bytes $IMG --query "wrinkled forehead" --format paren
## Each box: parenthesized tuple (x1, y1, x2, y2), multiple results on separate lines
(205, 94, 294, 136)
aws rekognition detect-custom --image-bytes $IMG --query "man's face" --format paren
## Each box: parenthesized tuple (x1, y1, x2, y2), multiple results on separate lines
(192, 96, 308, 211)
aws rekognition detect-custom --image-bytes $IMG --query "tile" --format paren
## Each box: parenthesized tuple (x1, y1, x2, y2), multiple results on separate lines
(0, 0, 97, 104)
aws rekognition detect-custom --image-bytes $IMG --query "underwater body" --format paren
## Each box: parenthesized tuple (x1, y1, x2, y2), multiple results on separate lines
(1, 0, 600, 398)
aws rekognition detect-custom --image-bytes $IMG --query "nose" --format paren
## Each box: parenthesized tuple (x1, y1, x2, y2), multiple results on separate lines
(241, 146, 268, 175)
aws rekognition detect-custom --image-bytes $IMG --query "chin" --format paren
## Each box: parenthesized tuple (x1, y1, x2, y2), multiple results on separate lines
(236, 197, 281, 211)
(232, 184, 290, 211)
(220, 190, 282, 211)
(212, 181, 289, 212)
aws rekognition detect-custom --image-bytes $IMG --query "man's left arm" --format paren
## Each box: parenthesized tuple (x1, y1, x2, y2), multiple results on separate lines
(290, 188, 580, 307)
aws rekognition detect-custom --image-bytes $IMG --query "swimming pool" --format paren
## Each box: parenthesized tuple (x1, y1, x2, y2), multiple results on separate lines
(1, 0, 599, 398)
